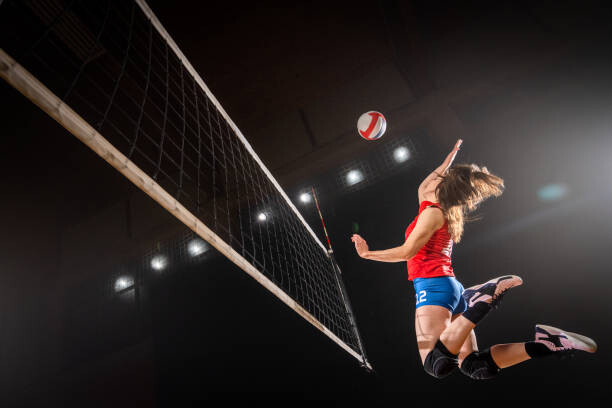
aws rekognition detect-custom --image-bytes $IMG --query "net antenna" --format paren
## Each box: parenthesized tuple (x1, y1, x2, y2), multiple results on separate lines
(0, 0, 370, 369)
(311, 187, 370, 370)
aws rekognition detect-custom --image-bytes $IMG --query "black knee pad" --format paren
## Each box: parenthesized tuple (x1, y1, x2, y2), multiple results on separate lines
(459, 349, 500, 380)
(423, 340, 459, 379)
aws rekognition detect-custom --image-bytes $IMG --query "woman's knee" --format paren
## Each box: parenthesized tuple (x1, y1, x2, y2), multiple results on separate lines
(459, 349, 500, 380)
(422, 340, 459, 379)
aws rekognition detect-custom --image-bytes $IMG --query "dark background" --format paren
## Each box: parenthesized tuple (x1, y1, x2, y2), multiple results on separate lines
(1, 0, 611, 404)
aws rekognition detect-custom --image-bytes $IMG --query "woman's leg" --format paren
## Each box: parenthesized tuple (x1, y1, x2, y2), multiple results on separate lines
(438, 275, 522, 380)
(490, 343, 530, 368)
(415, 305, 464, 378)
(459, 325, 597, 379)
(415, 305, 452, 364)
(489, 323, 598, 369)
(439, 275, 523, 354)
(451, 314, 478, 366)
(450, 313, 501, 379)
(439, 315, 476, 354)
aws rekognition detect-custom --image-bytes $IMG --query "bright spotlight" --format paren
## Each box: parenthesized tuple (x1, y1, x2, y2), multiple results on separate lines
(187, 239, 208, 257)
(151, 255, 168, 271)
(537, 183, 569, 202)
(257, 212, 268, 222)
(346, 169, 364, 186)
(299, 192, 312, 204)
(114, 276, 134, 292)
(393, 146, 410, 163)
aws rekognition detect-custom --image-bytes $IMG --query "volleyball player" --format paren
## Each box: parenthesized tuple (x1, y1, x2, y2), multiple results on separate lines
(351, 139, 597, 379)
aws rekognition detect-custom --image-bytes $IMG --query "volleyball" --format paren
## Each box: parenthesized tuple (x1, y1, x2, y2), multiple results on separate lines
(357, 111, 386, 140)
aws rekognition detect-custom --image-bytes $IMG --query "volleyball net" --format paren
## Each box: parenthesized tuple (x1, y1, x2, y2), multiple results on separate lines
(0, 0, 370, 368)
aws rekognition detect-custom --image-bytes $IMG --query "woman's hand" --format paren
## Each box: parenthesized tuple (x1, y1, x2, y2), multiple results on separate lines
(440, 139, 462, 174)
(453, 138, 463, 152)
(351, 234, 369, 258)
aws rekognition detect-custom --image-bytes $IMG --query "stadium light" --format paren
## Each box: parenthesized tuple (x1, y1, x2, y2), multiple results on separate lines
(393, 146, 410, 163)
(187, 239, 208, 257)
(299, 192, 312, 204)
(114, 275, 134, 292)
(257, 212, 268, 222)
(151, 255, 168, 271)
(346, 169, 364, 186)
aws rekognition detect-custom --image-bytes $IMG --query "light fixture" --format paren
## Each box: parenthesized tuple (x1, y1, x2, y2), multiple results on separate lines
(187, 239, 208, 257)
(151, 255, 168, 271)
(114, 275, 134, 292)
(299, 192, 312, 204)
(393, 146, 410, 163)
(257, 212, 268, 222)
(346, 169, 364, 186)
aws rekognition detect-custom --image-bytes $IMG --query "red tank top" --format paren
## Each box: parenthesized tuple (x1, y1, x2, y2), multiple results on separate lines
(405, 201, 454, 281)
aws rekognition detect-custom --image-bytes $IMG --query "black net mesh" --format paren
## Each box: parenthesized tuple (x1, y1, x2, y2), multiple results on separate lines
(0, 0, 367, 362)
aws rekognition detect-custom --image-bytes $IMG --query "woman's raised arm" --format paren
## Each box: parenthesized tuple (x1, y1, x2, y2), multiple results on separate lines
(418, 139, 462, 199)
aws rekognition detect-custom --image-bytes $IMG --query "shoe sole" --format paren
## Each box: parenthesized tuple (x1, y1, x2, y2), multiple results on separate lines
(466, 275, 523, 297)
(536, 324, 598, 353)
(492, 275, 523, 297)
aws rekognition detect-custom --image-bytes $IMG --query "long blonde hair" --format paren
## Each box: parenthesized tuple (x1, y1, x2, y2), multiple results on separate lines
(436, 164, 504, 242)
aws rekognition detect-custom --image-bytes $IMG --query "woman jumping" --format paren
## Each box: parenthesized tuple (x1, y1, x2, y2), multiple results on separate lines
(351, 139, 597, 379)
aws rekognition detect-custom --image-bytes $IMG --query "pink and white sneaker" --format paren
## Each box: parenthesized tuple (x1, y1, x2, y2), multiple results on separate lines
(463, 275, 524, 308)
(461, 275, 523, 324)
(535, 324, 597, 354)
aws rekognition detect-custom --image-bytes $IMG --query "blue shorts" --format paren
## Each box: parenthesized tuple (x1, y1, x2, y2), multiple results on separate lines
(413, 276, 467, 315)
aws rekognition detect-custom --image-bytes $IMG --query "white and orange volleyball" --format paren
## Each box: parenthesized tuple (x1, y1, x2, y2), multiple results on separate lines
(357, 111, 386, 140)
